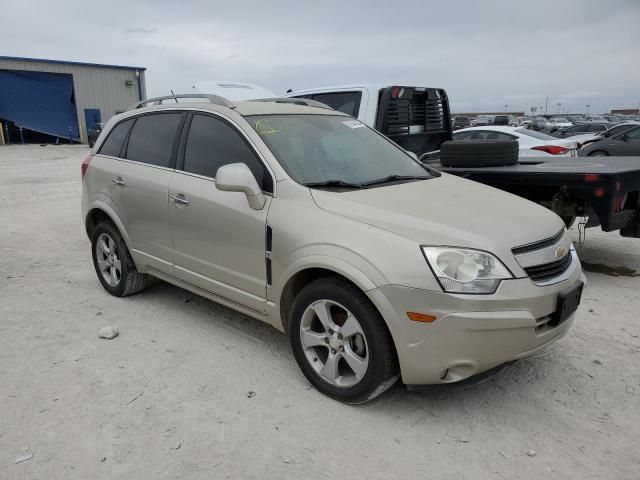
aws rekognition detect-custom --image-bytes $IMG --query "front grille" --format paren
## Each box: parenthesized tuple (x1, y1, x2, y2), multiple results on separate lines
(524, 252, 573, 282)
(512, 229, 565, 255)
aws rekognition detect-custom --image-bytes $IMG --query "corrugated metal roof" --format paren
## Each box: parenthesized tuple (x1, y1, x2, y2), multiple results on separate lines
(0, 55, 145, 71)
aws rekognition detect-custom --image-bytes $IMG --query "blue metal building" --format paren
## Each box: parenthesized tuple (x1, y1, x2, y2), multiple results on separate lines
(0, 56, 146, 144)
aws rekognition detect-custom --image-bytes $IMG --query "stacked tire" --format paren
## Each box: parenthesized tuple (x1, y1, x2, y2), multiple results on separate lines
(440, 140, 519, 168)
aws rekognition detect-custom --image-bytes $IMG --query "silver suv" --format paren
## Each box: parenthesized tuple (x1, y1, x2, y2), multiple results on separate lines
(81, 94, 585, 403)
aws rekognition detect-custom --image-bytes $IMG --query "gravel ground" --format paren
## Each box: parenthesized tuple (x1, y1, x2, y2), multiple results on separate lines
(1, 145, 639, 479)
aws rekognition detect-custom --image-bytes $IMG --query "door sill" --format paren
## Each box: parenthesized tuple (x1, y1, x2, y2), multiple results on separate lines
(146, 267, 267, 321)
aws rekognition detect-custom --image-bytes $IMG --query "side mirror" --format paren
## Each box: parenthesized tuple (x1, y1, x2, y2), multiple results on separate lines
(215, 163, 266, 210)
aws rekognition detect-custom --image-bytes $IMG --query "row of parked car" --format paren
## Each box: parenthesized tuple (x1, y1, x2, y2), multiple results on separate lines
(452, 113, 640, 157)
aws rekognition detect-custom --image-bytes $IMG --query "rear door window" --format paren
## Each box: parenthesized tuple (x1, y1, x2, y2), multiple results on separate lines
(98, 119, 134, 157)
(182, 114, 272, 192)
(126, 113, 184, 168)
(308, 92, 362, 117)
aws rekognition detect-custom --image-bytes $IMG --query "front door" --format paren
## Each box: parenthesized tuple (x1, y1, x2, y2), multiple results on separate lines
(169, 113, 273, 313)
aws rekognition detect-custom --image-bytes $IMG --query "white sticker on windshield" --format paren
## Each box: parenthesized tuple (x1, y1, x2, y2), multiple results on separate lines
(342, 120, 365, 129)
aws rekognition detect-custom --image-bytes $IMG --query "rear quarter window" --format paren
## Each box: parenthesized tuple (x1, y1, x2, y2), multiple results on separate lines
(98, 119, 134, 157)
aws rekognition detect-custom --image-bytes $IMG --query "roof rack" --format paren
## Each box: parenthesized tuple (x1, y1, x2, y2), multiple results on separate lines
(252, 98, 334, 110)
(128, 93, 235, 111)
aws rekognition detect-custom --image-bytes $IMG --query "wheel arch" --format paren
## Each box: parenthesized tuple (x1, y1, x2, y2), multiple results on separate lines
(84, 202, 133, 252)
(275, 258, 379, 336)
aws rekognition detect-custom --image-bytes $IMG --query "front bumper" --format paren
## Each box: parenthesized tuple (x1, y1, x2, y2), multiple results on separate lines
(367, 264, 585, 385)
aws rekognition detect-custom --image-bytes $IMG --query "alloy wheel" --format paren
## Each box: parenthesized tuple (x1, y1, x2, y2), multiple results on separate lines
(95, 233, 122, 287)
(299, 299, 369, 388)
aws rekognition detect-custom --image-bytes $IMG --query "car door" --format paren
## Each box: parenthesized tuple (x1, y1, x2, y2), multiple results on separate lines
(108, 111, 185, 273)
(607, 126, 640, 155)
(168, 112, 274, 314)
(616, 126, 640, 155)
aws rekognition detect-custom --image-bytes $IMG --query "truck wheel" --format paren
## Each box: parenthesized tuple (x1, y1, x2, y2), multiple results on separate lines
(91, 222, 148, 297)
(289, 276, 399, 404)
(440, 140, 519, 168)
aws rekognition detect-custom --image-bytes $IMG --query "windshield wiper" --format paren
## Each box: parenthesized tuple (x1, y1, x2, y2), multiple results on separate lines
(303, 180, 367, 189)
(361, 175, 430, 187)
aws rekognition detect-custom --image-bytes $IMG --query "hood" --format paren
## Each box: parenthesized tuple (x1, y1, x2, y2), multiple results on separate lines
(310, 174, 564, 251)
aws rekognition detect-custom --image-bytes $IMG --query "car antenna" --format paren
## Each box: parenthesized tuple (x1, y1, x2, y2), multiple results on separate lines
(170, 90, 179, 103)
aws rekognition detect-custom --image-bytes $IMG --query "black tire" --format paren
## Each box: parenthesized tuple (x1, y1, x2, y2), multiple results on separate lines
(91, 221, 148, 297)
(289, 276, 399, 404)
(88, 139, 94, 148)
(588, 150, 609, 157)
(440, 140, 519, 168)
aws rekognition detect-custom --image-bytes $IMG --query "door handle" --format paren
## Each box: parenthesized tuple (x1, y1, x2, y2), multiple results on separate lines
(111, 177, 125, 187)
(169, 194, 189, 206)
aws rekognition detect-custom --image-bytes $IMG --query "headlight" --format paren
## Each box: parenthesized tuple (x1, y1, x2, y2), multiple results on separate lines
(421, 246, 513, 294)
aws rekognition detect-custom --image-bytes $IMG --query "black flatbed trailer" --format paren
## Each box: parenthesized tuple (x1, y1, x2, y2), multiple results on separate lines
(426, 156, 640, 238)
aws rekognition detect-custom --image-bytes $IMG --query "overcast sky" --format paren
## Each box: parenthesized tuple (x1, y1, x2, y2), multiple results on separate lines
(2, 0, 639, 114)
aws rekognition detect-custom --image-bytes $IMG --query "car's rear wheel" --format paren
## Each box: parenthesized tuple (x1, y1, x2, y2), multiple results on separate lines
(91, 222, 148, 297)
(289, 276, 399, 404)
(589, 150, 609, 157)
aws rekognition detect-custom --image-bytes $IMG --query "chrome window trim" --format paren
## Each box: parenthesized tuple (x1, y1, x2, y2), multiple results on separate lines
(171, 169, 275, 198)
(93, 154, 176, 173)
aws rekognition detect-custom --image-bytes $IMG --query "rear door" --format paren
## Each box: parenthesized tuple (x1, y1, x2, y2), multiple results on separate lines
(168, 112, 273, 314)
(109, 111, 185, 273)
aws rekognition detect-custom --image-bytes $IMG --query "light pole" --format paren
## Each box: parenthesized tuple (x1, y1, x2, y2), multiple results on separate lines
(586, 104, 590, 115)
(557, 102, 562, 114)
(504, 104, 508, 112)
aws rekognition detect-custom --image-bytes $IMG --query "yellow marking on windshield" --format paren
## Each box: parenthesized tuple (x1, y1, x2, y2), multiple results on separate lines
(255, 119, 281, 135)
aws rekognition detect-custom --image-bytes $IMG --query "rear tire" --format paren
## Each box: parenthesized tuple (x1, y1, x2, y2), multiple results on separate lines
(589, 150, 609, 157)
(440, 140, 519, 168)
(91, 222, 148, 297)
(289, 276, 399, 404)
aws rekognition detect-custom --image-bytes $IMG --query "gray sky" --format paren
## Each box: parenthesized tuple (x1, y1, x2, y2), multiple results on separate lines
(2, 0, 639, 113)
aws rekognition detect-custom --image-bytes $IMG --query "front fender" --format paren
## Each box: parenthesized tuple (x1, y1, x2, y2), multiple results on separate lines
(273, 253, 379, 304)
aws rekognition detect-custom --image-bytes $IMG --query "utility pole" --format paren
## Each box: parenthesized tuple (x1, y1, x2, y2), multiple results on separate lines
(586, 104, 590, 115)
(557, 102, 562, 114)
(545, 96, 549, 115)
(504, 104, 508, 112)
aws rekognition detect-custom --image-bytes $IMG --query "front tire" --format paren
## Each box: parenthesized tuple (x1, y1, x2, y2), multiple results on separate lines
(289, 276, 399, 404)
(91, 222, 148, 297)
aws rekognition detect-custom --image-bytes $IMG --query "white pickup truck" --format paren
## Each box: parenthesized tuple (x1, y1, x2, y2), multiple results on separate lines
(281, 84, 453, 156)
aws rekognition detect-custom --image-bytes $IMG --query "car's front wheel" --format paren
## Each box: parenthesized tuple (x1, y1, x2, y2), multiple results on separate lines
(289, 276, 399, 403)
(91, 222, 148, 297)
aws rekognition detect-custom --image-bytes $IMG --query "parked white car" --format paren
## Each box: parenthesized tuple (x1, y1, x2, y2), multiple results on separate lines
(453, 126, 579, 157)
(545, 117, 573, 129)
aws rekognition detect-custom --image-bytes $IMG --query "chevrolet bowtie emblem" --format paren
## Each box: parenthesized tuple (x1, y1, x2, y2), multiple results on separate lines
(555, 246, 567, 259)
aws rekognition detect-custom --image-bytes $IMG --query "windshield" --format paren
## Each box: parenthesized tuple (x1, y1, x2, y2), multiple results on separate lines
(248, 115, 433, 186)
(516, 129, 556, 140)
